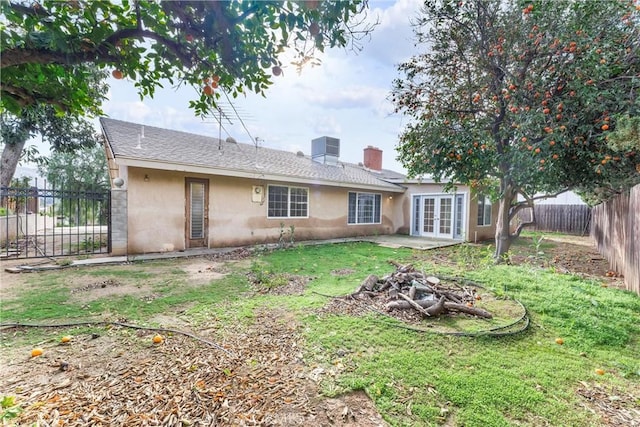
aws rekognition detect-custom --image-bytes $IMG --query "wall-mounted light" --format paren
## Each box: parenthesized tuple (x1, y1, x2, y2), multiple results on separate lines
(144, 174, 150, 182)
(388, 195, 393, 200)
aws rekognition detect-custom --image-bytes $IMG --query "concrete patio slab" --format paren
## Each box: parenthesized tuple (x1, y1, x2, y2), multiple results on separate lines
(362, 235, 461, 250)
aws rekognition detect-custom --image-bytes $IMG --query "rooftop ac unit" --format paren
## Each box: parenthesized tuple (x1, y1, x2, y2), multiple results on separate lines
(311, 136, 340, 165)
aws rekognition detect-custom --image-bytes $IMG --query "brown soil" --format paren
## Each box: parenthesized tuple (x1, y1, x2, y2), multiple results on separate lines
(0, 253, 385, 427)
(509, 234, 626, 289)
(0, 306, 386, 427)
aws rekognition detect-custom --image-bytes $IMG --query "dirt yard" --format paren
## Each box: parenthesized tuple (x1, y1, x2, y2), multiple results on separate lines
(0, 235, 630, 426)
(509, 234, 626, 288)
(0, 251, 387, 427)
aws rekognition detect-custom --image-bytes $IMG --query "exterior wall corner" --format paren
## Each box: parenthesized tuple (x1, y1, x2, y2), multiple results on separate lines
(110, 188, 128, 256)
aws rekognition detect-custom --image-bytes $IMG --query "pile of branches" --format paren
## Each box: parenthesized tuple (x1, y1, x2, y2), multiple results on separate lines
(347, 261, 492, 319)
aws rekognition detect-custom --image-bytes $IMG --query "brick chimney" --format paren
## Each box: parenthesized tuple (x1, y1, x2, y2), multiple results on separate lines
(363, 146, 382, 171)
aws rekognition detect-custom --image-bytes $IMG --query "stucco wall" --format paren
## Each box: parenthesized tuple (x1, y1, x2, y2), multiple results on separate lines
(125, 167, 402, 253)
(398, 183, 498, 242)
(467, 191, 499, 243)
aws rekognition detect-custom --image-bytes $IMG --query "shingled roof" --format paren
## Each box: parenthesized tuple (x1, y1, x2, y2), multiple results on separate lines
(100, 118, 405, 191)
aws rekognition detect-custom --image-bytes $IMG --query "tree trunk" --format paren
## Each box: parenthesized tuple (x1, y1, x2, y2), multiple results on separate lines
(0, 140, 27, 188)
(494, 180, 516, 261)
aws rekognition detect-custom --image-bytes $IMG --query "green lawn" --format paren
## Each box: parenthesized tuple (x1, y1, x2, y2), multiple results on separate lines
(1, 241, 639, 426)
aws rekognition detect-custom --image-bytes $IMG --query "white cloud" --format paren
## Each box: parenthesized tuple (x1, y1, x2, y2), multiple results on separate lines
(305, 85, 380, 109)
(95, 0, 421, 173)
(312, 115, 342, 135)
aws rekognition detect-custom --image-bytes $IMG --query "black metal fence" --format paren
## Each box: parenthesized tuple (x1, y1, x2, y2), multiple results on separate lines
(0, 184, 110, 259)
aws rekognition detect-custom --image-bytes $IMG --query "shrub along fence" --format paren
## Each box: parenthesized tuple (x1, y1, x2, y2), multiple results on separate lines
(591, 184, 640, 296)
(516, 204, 592, 235)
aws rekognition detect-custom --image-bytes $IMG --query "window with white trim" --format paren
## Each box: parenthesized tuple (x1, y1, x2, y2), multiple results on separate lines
(268, 185, 308, 218)
(348, 192, 381, 224)
(477, 195, 492, 226)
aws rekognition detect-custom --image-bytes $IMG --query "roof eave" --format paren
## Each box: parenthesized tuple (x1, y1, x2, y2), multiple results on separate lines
(114, 157, 406, 193)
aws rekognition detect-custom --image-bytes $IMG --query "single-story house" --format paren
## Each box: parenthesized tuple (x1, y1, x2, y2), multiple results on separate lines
(100, 118, 498, 255)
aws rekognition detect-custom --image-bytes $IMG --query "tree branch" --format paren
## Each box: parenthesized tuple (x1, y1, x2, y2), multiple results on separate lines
(527, 188, 571, 203)
(512, 207, 535, 238)
(1, 28, 194, 70)
(508, 201, 532, 220)
(102, 28, 194, 68)
(0, 82, 66, 111)
(7, 1, 51, 18)
(0, 47, 119, 69)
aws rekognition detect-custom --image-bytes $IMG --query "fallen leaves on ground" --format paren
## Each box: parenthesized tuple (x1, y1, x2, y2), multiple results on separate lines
(0, 308, 386, 427)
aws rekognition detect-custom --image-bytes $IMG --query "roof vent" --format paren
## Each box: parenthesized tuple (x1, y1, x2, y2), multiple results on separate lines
(296, 151, 305, 157)
(311, 136, 340, 165)
(225, 137, 237, 143)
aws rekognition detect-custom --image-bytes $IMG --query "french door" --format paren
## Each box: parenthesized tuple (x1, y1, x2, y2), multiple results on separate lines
(412, 195, 455, 239)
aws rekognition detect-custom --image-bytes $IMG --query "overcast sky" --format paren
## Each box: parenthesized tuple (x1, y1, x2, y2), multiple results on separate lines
(100, 0, 423, 173)
(15, 0, 421, 178)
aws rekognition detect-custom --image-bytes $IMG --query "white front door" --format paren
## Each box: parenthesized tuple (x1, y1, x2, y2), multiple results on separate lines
(413, 195, 455, 239)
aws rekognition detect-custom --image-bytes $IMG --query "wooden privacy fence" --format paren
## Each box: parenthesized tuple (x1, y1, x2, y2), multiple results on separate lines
(516, 204, 592, 235)
(591, 184, 640, 296)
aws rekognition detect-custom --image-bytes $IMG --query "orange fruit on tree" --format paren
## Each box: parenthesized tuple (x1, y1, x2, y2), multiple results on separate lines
(212, 74, 220, 82)
(309, 22, 320, 36)
(535, 147, 541, 154)
(31, 348, 44, 357)
(555, 337, 564, 345)
(152, 334, 164, 344)
(112, 69, 124, 80)
(306, 0, 320, 10)
(601, 124, 609, 131)
(203, 85, 214, 96)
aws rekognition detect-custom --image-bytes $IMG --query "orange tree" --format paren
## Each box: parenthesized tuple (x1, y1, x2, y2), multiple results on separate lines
(392, 0, 640, 259)
(1, 0, 373, 115)
(0, 0, 373, 185)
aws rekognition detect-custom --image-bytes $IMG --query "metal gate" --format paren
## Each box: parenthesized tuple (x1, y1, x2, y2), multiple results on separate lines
(0, 184, 111, 259)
